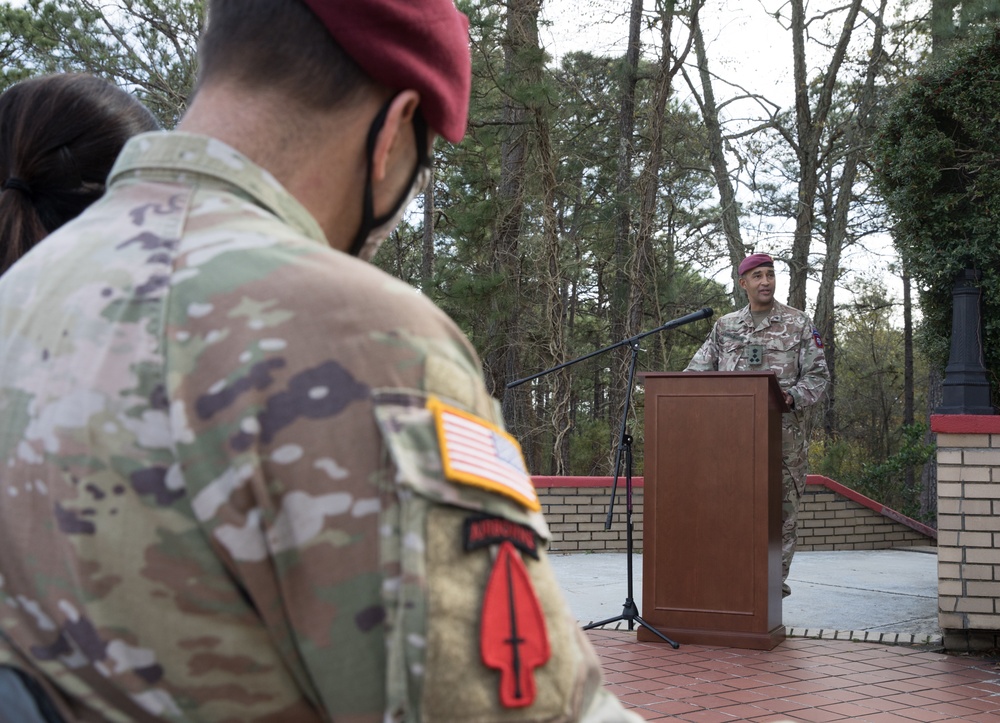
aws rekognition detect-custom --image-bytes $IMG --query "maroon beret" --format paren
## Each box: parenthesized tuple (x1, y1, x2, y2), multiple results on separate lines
(738, 253, 774, 276)
(301, 0, 471, 144)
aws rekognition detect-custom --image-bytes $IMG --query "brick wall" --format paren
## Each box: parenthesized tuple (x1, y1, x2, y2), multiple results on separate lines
(798, 476, 936, 551)
(932, 414, 1000, 652)
(536, 479, 644, 552)
(533, 475, 934, 554)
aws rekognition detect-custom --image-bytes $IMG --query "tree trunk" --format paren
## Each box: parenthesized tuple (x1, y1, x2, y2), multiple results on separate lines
(607, 0, 644, 469)
(690, 18, 746, 307)
(484, 0, 542, 452)
(813, 0, 888, 436)
(787, 0, 864, 310)
(931, 0, 961, 56)
(537, 96, 571, 474)
(921, 367, 943, 523)
(632, 1, 697, 343)
(903, 266, 916, 496)
(421, 165, 435, 294)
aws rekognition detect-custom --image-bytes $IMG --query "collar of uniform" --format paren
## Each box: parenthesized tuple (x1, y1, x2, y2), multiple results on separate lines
(739, 303, 778, 329)
(108, 131, 327, 246)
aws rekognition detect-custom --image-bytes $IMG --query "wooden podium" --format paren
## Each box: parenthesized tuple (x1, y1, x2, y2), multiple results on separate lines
(638, 372, 785, 650)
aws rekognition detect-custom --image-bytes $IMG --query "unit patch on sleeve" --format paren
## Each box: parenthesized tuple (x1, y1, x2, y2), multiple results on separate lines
(428, 397, 540, 511)
(480, 541, 550, 708)
(464, 514, 539, 559)
(812, 328, 824, 348)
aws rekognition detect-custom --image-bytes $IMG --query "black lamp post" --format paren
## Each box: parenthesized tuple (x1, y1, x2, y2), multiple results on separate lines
(937, 269, 995, 415)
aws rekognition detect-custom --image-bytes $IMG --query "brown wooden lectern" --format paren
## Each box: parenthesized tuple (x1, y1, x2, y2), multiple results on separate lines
(638, 372, 786, 650)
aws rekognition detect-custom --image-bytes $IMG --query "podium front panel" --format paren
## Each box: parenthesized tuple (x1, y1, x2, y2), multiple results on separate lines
(654, 391, 757, 615)
(639, 372, 784, 649)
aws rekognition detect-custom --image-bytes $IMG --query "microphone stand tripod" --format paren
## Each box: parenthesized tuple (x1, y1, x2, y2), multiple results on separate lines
(508, 308, 713, 647)
(579, 337, 677, 645)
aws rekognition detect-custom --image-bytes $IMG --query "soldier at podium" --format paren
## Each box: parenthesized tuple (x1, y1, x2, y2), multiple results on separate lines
(685, 253, 829, 597)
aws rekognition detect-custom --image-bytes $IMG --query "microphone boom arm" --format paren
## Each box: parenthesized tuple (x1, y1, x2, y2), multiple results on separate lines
(506, 307, 714, 390)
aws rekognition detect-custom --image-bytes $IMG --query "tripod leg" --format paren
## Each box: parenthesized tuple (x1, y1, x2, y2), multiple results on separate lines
(581, 596, 636, 631)
(632, 615, 680, 648)
(581, 601, 680, 648)
(582, 614, 628, 631)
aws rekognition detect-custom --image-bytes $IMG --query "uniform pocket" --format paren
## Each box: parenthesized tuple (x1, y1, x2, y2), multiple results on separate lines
(766, 334, 799, 355)
(719, 342, 744, 371)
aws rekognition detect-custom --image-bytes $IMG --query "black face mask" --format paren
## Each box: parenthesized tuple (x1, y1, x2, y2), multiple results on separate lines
(349, 96, 431, 259)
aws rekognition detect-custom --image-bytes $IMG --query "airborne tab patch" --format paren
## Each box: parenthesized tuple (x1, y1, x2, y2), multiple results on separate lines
(464, 514, 539, 559)
(428, 397, 540, 511)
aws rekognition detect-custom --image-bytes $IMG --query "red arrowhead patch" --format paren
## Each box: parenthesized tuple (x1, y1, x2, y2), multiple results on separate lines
(480, 541, 550, 708)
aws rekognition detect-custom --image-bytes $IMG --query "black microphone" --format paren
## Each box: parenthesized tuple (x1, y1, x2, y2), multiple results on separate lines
(660, 307, 713, 331)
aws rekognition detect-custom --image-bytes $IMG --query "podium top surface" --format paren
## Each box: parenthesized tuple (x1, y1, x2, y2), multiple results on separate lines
(639, 371, 788, 411)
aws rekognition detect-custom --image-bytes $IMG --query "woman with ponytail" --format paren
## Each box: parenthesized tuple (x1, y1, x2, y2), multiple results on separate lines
(0, 74, 160, 275)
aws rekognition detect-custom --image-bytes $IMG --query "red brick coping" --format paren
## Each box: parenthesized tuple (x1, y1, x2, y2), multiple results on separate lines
(532, 474, 936, 540)
(930, 413, 1000, 434)
(533, 476, 645, 488)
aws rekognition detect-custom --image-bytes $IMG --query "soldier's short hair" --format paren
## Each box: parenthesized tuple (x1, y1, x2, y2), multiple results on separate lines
(196, 0, 376, 112)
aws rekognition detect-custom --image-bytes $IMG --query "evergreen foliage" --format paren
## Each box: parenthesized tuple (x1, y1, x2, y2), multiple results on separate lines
(0, 0, 202, 126)
(873, 28, 1000, 406)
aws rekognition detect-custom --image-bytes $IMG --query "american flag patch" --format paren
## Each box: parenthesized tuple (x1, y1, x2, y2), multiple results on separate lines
(428, 397, 540, 511)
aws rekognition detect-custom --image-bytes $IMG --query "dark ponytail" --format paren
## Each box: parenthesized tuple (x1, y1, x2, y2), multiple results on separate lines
(0, 74, 161, 275)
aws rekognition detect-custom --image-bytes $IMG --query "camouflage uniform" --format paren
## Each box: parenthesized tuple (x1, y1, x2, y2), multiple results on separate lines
(684, 301, 829, 587)
(0, 132, 640, 723)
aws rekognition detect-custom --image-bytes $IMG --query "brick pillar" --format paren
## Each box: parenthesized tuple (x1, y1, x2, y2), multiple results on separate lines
(932, 415, 1000, 651)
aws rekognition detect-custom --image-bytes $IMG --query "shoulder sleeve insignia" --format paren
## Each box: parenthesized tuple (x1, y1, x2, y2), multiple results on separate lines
(481, 541, 550, 708)
(428, 396, 540, 511)
(812, 328, 824, 348)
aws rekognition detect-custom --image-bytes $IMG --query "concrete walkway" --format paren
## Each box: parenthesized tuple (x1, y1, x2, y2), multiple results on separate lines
(549, 548, 941, 645)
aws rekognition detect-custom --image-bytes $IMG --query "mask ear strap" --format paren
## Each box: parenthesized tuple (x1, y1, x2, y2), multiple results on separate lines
(348, 101, 430, 258)
(349, 97, 393, 257)
(413, 109, 430, 168)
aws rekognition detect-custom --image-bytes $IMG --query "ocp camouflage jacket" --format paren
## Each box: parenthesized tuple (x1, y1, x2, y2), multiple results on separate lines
(684, 301, 830, 410)
(0, 132, 639, 723)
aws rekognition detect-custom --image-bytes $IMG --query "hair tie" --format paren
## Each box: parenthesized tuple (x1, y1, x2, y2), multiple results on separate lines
(1, 177, 33, 198)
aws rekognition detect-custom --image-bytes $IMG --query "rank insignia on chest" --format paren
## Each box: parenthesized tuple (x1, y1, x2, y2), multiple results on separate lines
(480, 541, 550, 708)
(428, 396, 540, 511)
(747, 344, 764, 367)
